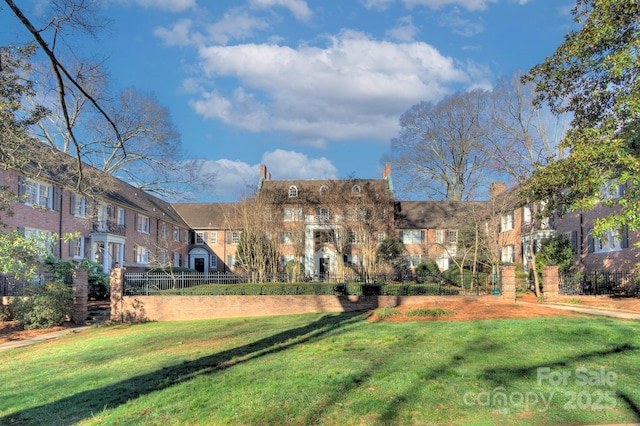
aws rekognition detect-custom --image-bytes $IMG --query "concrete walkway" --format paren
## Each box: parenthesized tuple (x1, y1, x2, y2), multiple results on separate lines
(0, 326, 90, 352)
(520, 301, 640, 320)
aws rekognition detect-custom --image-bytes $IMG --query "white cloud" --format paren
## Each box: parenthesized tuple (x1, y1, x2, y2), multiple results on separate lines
(386, 15, 419, 42)
(403, 0, 497, 11)
(439, 13, 484, 37)
(128, 0, 196, 12)
(191, 30, 471, 143)
(153, 18, 194, 46)
(261, 150, 338, 179)
(200, 159, 259, 200)
(205, 8, 270, 45)
(198, 151, 338, 200)
(361, 0, 395, 11)
(249, 0, 313, 22)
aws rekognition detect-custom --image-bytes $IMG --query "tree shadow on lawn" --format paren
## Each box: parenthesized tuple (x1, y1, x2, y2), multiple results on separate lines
(373, 336, 640, 424)
(2, 311, 367, 426)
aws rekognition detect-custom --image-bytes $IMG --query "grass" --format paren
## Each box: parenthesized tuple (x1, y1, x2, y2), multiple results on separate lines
(1, 313, 639, 425)
(404, 307, 454, 317)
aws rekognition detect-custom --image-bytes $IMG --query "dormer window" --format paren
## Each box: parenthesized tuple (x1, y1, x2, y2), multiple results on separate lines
(352, 184, 361, 194)
(288, 185, 298, 198)
(320, 185, 328, 195)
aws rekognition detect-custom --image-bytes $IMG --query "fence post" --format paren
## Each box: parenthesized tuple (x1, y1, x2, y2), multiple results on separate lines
(72, 268, 88, 324)
(500, 265, 516, 302)
(110, 268, 124, 323)
(542, 266, 560, 298)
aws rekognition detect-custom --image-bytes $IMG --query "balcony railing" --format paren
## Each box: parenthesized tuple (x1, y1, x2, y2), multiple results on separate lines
(521, 220, 553, 234)
(93, 220, 126, 236)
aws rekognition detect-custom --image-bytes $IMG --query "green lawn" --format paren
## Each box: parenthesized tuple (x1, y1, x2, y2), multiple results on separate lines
(1, 313, 639, 425)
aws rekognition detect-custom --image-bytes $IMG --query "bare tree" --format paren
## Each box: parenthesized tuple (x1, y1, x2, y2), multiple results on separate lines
(483, 72, 569, 299)
(388, 90, 494, 201)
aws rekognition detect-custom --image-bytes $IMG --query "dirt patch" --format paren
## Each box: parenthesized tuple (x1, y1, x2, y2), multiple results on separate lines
(0, 300, 109, 344)
(372, 292, 640, 322)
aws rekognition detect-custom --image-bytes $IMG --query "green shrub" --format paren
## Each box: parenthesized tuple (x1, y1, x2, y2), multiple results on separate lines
(80, 260, 110, 300)
(373, 307, 401, 320)
(11, 282, 74, 329)
(416, 261, 440, 275)
(405, 307, 454, 317)
(0, 304, 12, 321)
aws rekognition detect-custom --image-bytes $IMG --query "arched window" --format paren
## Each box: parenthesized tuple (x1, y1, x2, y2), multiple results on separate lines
(288, 185, 298, 198)
(320, 185, 328, 195)
(352, 184, 361, 194)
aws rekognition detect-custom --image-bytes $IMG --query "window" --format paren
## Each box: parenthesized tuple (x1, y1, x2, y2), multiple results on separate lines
(501, 212, 514, 232)
(161, 223, 167, 239)
(173, 227, 181, 242)
(210, 231, 217, 245)
(352, 184, 361, 194)
(281, 231, 301, 245)
(378, 232, 386, 243)
(135, 246, 149, 264)
(347, 231, 358, 244)
(345, 254, 362, 266)
(228, 231, 242, 245)
(69, 237, 84, 259)
(161, 250, 167, 265)
(173, 252, 182, 267)
(401, 230, 424, 244)
(446, 230, 458, 244)
(264, 208, 273, 221)
(210, 254, 218, 269)
(436, 255, 449, 271)
(317, 207, 330, 223)
(195, 231, 207, 245)
(593, 229, 625, 253)
(405, 254, 423, 268)
(116, 208, 126, 227)
(227, 254, 236, 268)
(22, 227, 54, 252)
(601, 179, 626, 200)
(283, 207, 304, 222)
(522, 206, 532, 224)
(137, 215, 151, 234)
(501, 245, 515, 263)
(22, 178, 53, 209)
(288, 185, 298, 198)
(71, 194, 86, 218)
(436, 230, 443, 244)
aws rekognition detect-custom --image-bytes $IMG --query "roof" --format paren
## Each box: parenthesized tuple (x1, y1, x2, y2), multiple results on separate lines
(258, 178, 394, 205)
(172, 203, 238, 229)
(18, 142, 188, 227)
(394, 200, 486, 229)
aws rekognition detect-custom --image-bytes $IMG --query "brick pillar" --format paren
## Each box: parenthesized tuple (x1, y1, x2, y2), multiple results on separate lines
(542, 265, 560, 298)
(500, 265, 516, 302)
(110, 268, 124, 323)
(72, 268, 88, 324)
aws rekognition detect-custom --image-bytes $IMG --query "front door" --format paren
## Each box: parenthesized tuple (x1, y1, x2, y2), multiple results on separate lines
(319, 257, 329, 281)
(194, 258, 205, 273)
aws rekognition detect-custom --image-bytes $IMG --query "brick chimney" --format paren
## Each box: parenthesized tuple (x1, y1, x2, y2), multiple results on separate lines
(490, 182, 506, 199)
(382, 163, 391, 179)
(259, 164, 271, 181)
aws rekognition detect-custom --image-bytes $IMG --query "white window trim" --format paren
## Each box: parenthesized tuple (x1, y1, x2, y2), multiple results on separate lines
(594, 229, 622, 253)
(137, 215, 151, 234)
(25, 178, 53, 209)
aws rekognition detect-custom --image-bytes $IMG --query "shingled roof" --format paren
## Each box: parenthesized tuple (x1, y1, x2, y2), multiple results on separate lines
(258, 178, 394, 205)
(19, 142, 188, 227)
(394, 200, 486, 229)
(171, 203, 238, 229)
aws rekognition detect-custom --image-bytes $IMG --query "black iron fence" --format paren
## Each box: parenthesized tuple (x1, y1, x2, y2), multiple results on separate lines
(559, 271, 640, 296)
(123, 271, 500, 296)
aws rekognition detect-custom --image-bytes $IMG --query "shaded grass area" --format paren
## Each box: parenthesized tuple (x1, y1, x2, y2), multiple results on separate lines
(0, 314, 639, 425)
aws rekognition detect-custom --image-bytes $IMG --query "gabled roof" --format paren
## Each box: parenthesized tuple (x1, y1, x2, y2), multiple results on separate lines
(172, 203, 238, 229)
(18, 142, 188, 227)
(394, 200, 486, 229)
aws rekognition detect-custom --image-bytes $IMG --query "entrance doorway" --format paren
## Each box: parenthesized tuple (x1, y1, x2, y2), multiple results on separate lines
(319, 257, 329, 281)
(194, 258, 205, 273)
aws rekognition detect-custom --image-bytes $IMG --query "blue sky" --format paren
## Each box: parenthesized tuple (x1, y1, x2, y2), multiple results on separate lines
(1, 0, 574, 201)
